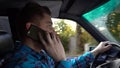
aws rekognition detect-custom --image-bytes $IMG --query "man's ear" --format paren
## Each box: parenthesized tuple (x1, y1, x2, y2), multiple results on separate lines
(26, 22, 31, 30)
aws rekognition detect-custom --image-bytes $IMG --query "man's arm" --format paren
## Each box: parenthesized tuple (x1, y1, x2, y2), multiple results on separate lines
(38, 32, 112, 68)
(67, 41, 112, 68)
(67, 52, 94, 68)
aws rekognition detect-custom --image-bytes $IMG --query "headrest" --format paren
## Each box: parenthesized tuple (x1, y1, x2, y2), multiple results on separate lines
(0, 31, 14, 57)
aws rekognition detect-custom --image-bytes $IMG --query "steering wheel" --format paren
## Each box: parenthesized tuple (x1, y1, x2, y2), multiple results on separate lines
(90, 42, 120, 68)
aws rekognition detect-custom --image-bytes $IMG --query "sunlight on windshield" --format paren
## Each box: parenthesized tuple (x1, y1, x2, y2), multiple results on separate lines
(83, 0, 120, 43)
(83, 0, 119, 22)
(91, 15, 118, 42)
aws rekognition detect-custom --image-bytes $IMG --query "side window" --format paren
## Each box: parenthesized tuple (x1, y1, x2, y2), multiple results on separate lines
(52, 18, 98, 56)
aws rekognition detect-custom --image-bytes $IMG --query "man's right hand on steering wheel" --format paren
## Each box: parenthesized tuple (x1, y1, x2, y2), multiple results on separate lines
(91, 41, 112, 57)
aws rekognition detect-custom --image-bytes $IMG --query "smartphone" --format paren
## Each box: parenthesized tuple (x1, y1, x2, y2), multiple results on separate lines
(27, 25, 47, 42)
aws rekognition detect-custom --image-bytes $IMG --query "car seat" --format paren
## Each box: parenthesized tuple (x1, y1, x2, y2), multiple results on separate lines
(0, 16, 14, 67)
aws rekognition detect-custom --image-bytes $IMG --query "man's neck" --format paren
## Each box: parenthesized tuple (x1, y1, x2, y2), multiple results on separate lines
(23, 37, 42, 53)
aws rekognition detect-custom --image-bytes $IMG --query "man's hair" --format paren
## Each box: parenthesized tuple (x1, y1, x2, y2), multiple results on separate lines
(17, 2, 51, 41)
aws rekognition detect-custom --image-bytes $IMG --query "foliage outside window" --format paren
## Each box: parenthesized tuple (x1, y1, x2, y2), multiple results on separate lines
(106, 12, 120, 42)
(52, 19, 98, 56)
(53, 20, 76, 52)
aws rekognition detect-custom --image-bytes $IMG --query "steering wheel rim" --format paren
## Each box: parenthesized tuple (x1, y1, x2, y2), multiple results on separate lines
(91, 43, 120, 68)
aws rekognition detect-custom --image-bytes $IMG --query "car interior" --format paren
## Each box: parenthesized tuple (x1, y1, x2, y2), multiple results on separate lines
(0, 0, 120, 68)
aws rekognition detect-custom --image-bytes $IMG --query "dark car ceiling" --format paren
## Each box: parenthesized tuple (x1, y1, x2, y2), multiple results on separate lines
(60, 0, 110, 17)
(0, 0, 109, 17)
(0, 0, 62, 17)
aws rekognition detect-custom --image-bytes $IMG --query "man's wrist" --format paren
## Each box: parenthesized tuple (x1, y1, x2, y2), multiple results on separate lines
(91, 50, 99, 57)
(57, 58, 66, 62)
(55, 57, 66, 62)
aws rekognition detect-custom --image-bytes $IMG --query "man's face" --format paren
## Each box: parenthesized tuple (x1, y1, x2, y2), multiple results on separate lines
(37, 13, 54, 32)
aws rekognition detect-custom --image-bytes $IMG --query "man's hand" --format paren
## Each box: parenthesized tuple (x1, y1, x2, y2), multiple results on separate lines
(91, 41, 112, 56)
(39, 32, 66, 62)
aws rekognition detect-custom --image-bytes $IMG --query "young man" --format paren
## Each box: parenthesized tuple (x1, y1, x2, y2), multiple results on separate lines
(5, 2, 112, 68)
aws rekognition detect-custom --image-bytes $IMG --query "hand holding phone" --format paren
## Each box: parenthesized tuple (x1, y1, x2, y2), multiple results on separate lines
(27, 24, 47, 42)
(27, 24, 66, 62)
(38, 31, 66, 62)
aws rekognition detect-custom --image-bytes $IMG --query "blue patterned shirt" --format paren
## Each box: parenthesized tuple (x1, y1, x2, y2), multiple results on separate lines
(5, 44, 95, 68)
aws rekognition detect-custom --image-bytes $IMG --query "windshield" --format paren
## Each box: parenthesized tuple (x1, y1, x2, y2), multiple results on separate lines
(83, 0, 120, 43)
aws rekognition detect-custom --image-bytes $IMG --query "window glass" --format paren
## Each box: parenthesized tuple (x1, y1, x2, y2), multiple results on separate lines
(52, 18, 98, 56)
(83, 0, 120, 43)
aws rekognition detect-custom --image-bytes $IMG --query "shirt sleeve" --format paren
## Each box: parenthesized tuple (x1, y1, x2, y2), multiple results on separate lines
(14, 60, 48, 68)
(57, 60, 72, 68)
(14, 60, 72, 68)
(67, 52, 95, 68)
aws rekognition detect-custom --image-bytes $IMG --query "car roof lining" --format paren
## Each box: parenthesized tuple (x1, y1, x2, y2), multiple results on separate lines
(0, 0, 110, 17)
(0, 0, 62, 17)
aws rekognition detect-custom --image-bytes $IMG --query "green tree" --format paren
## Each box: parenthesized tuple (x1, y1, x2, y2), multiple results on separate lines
(76, 24, 98, 53)
(54, 20, 76, 52)
(106, 12, 120, 42)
